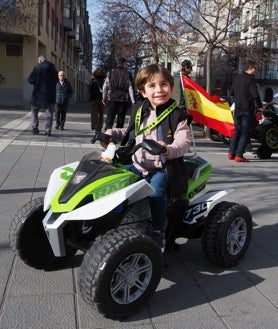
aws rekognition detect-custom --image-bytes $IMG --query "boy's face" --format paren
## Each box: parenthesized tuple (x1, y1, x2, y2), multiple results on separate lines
(140, 72, 174, 109)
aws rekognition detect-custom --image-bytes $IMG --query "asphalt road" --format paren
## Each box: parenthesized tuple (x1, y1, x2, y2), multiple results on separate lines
(1, 103, 278, 329)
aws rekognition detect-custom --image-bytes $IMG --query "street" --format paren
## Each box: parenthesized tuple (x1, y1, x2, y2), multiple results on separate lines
(1, 103, 278, 329)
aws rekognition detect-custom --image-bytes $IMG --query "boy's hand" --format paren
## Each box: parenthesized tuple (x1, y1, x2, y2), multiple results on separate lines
(100, 130, 112, 148)
(158, 141, 169, 156)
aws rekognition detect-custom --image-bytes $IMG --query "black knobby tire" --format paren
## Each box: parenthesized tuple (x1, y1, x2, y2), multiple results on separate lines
(260, 124, 278, 151)
(9, 197, 76, 270)
(204, 126, 221, 142)
(201, 201, 252, 267)
(79, 227, 163, 319)
(220, 134, 231, 145)
(256, 145, 272, 159)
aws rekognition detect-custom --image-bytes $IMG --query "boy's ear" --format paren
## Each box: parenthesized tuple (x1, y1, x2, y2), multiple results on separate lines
(140, 90, 147, 98)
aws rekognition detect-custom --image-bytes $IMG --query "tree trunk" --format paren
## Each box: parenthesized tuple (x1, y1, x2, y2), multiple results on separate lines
(206, 46, 213, 94)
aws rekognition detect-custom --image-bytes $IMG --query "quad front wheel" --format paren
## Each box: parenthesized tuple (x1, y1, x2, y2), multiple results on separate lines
(9, 197, 77, 270)
(201, 201, 252, 267)
(79, 227, 163, 319)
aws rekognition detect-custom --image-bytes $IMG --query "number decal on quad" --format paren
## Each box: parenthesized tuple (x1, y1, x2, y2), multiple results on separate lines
(183, 202, 208, 224)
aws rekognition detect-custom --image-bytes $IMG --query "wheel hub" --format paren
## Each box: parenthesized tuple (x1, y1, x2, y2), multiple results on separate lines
(265, 128, 278, 150)
(124, 270, 139, 285)
(226, 217, 247, 256)
(110, 252, 153, 305)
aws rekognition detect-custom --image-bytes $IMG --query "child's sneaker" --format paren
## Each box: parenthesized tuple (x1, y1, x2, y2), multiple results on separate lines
(151, 230, 166, 253)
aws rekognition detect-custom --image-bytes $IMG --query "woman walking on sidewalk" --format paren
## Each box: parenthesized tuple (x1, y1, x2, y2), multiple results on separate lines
(88, 67, 106, 135)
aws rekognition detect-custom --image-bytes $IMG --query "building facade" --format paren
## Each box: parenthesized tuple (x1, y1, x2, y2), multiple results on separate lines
(0, 0, 92, 108)
(166, 0, 278, 102)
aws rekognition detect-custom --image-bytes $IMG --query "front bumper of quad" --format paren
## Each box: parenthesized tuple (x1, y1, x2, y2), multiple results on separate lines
(43, 180, 154, 257)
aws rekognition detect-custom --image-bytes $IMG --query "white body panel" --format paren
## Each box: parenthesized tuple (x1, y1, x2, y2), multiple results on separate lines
(44, 161, 79, 211)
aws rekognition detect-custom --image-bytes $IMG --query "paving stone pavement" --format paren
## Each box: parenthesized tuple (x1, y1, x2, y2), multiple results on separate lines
(1, 103, 278, 329)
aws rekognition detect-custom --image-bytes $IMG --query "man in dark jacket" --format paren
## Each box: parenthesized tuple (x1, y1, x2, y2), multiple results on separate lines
(228, 59, 263, 162)
(28, 55, 58, 136)
(55, 71, 73, 130)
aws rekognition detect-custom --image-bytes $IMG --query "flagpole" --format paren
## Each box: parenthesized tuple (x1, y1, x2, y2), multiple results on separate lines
(180, 72, 197, 157)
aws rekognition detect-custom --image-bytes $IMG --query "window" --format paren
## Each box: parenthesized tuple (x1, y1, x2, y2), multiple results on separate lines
(46, 1, 49, 34)
(1, 0, 16, 13)
(6, 44, 23, 57)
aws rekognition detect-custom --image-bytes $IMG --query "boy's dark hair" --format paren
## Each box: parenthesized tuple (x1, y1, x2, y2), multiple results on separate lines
(135, 64, 174, 92)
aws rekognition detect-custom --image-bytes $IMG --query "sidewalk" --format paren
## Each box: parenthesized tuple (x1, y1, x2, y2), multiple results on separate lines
(1, 103, 278, 328)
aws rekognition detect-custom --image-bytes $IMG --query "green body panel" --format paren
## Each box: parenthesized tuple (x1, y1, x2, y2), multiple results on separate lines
(50, 156, 211, 213)
(182, 158, 212, 200)
(51, 170, 139, 213)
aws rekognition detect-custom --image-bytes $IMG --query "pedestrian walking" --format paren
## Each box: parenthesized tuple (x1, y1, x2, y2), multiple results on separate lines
(179, 59, 193, 110)
(55, 71, 73, 130)
(228, 59, 263, 162)
(102, 57, 135, 130)
(28, 55, 58, 136)
(88, 67, 106, 135)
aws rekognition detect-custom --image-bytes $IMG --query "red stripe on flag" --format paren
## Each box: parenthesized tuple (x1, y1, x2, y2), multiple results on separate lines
(189, 109, 235, 137)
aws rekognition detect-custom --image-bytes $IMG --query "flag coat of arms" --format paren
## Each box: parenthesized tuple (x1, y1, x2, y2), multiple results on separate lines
(181, 73, 234, 137)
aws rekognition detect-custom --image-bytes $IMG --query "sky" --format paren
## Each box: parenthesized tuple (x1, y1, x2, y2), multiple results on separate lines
(87, 1, 102, 32)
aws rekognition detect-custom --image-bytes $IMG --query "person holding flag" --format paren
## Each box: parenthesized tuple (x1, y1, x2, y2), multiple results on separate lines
(179, 59, 193, 110)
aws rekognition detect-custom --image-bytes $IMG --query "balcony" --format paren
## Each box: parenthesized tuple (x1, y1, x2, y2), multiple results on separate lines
(63, 17, 74, 31)
(74, 40, 82, 52)
(67, 30, 75, 39)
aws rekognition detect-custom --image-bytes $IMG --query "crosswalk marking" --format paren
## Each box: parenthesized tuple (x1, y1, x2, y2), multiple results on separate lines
(0, 113, 31, 152)
(0, 112, 103, 153)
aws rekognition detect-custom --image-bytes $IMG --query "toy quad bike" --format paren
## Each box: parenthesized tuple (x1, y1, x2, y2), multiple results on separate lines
(9, 137, 252, 319)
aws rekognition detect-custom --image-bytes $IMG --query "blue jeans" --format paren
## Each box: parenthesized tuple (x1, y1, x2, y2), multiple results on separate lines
(229, 113, 254, 157)
(125, 164, 168, 231)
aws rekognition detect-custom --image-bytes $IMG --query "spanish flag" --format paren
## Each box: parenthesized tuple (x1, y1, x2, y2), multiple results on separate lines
(181, 73, 234, 137)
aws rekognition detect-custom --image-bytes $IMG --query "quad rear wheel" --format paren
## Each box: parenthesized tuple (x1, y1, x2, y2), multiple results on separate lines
(9, 197, 77, 270)
(201, 201, 252, 267)
(79, 227, 163, 319)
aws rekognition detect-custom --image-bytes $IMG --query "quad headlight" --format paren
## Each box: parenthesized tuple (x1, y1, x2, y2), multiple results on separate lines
(71, 171, 88, 184)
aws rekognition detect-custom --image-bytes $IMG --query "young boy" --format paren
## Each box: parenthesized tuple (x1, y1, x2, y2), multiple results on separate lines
(104, 64, 191, 251)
